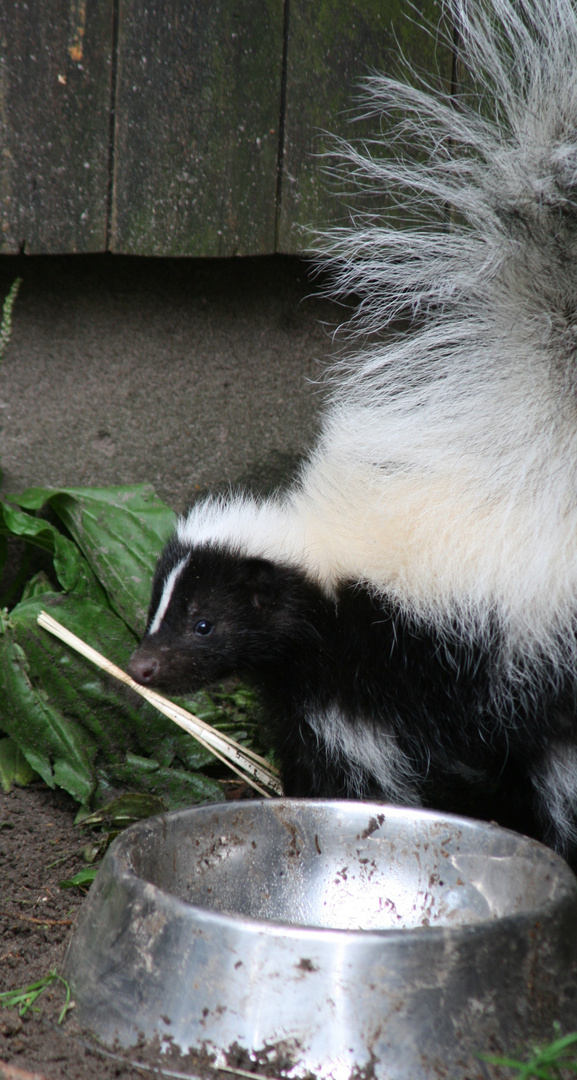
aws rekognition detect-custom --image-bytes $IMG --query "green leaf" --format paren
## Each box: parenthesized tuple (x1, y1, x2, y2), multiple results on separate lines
(77, 792, 167, 830)
(74, 792, 171, 863)
(59, 866, 99, 890)
(0, 499, 106, 602)
(10, 484, 176, 633)
(0, 736, 38, 792)
(0, 591, 225, 808)
(21, 571, 55, 602)
(0, 481, 262, 812)
(7, 594, 162, 754)
(0, 608, 98, 804)
(95, 758, 223, 809)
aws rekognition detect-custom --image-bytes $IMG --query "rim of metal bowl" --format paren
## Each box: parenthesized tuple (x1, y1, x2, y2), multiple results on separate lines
(103, 799, 577, 941)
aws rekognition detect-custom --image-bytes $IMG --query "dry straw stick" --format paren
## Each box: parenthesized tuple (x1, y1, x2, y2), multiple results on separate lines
(37, 610, 282, 798)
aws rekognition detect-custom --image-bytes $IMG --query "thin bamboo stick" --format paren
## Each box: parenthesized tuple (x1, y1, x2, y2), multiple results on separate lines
(37, 611, 282, 798)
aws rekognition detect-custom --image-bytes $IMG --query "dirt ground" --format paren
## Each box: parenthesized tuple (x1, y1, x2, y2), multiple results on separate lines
(1, 782, 143, 1080)
(0, 782, 271, 1080)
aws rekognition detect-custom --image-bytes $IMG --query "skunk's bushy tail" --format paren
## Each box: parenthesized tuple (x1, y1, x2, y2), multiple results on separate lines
(320, 0, 577, 355)
(300, 0, 577, 659)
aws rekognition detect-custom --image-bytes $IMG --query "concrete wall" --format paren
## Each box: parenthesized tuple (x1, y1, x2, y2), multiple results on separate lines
(0, 254, 342, 515)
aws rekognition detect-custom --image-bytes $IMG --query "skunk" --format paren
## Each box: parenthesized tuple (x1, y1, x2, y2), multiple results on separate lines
(129, 0, 577, 859)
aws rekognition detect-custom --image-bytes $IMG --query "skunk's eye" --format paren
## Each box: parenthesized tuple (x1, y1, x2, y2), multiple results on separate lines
(193, 619, 213, 636)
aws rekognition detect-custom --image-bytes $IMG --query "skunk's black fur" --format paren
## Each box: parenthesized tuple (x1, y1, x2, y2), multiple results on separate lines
(129, 0, 577, 859)
(131, 536, 563, 851)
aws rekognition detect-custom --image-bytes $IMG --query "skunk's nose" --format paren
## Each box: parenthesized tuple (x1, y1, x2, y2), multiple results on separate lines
(128, 651, 160, 686)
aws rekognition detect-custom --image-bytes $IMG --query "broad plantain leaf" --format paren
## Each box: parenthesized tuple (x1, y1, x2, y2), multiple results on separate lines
(9, 484, 176, 633)
(94, 754, 222, 809)
(0, 736, 38, 792)
(0, 499, 106, 601)
(0, 481, 259, 812)
(0, 593, 221, 808)
(0, 606, 98, 803)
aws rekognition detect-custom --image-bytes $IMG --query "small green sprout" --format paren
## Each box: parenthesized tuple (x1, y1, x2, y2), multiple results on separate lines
(0, 969, 73, 1024)
(481, 1028, 577, 1078)
(0, 276, 22, 361)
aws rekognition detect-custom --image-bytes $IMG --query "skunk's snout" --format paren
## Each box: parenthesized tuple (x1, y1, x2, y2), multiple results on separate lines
(128, 649, 160, 686)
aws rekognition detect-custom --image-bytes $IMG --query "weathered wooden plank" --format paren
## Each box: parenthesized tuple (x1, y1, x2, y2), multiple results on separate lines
(0, 0, 454, 256)
(110, 0, 285, 256)
(0, 0, 114, 253)
(277, 0, 454, 251)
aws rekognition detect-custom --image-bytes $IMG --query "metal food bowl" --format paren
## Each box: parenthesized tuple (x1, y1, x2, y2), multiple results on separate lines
(65, 800, 577, 1079)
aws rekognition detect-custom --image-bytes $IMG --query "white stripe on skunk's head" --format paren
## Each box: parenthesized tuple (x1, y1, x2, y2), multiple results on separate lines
(148, 554, 189, 636)
(176, 492, 299, 565)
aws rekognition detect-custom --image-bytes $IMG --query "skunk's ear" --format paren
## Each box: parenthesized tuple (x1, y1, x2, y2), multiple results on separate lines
(238, 558, 282, 610)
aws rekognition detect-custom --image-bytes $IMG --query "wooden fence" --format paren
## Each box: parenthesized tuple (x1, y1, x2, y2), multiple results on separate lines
(0, 0, 451, 256)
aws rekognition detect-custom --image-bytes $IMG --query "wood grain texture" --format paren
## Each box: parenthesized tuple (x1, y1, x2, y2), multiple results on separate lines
(109, 0, 284, 256)
(0, 0, 114, 254)
(0, 0, 455, 255)
(277, 0, 454, 251)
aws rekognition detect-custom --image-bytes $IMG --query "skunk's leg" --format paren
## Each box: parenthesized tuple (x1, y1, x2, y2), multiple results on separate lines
(278, 703, 421, 805)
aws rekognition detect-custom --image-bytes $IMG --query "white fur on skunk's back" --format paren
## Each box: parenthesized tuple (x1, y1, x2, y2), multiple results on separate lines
(180, 0, 577, 673)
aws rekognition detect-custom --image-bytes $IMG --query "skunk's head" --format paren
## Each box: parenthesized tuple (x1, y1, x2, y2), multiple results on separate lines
(128, 537, 322, 694)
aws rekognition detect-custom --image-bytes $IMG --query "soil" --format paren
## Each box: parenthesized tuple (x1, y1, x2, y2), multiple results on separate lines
(0, 782, 275, 1080)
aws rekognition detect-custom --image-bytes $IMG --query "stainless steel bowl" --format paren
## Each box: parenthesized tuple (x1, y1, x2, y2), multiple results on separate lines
(65, 800, 577, 1079)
